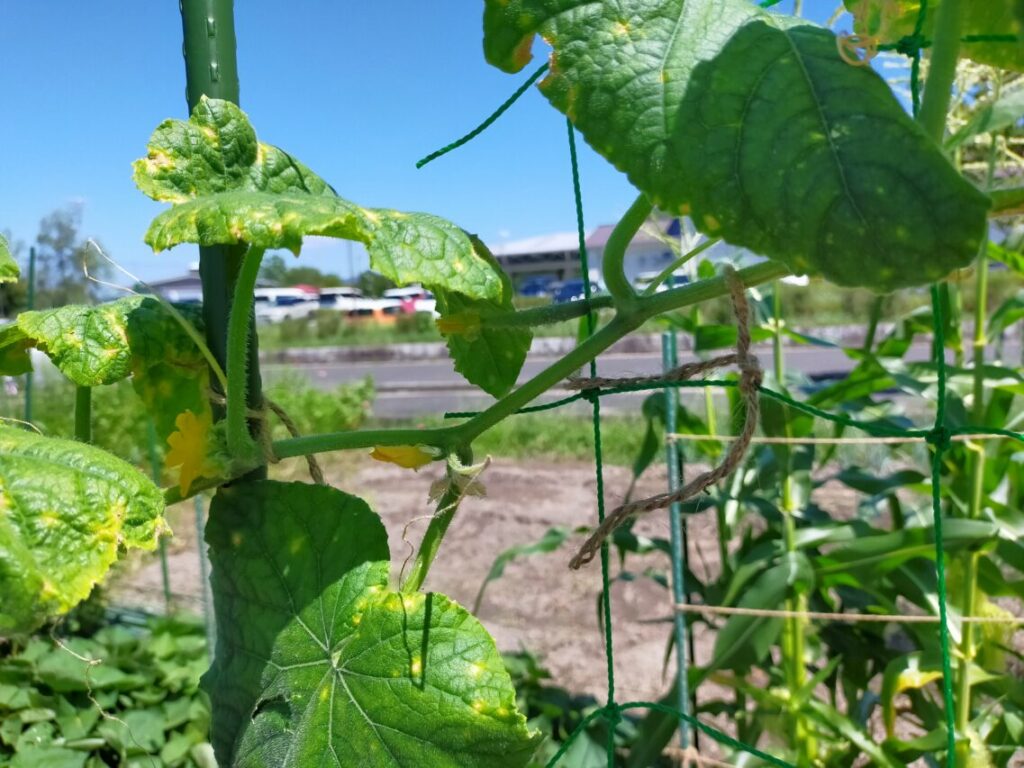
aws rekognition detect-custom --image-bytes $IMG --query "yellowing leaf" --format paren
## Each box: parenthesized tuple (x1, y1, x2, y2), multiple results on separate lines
(370, 444, 437, 470)
(0, 426, 165, 634)
(166, 410, 222, 494)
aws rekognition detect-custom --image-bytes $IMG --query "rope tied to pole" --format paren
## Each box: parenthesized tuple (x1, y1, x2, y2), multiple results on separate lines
(569, 268, 762, 569)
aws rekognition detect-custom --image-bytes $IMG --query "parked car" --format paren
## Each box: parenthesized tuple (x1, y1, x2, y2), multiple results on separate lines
(318, 286, 366, 312)
(254, 288, 320, 322)
(383, 286, 437, 316)
(518, 276, 557, 298)
(551, 279, 602, 304)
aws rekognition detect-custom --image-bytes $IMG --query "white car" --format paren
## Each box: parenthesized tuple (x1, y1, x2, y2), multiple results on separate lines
(318, 286, 367, 312)
(254, 288, 320, 323)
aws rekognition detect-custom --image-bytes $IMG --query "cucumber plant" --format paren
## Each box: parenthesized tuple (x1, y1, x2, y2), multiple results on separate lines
(0, 1, 1018, 765)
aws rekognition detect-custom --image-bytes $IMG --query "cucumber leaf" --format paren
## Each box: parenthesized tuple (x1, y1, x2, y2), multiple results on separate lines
(435, 238, 531, 397)
(10, 297, 210, 445)
(135, 97, 506, 303)
(0, 235, 17, 284)
(18, 298, 143, 387)
(0, 426, 166, 634)
(0, 324, 33, 377)
(483, 0, 988, 291)
(203, 480, 540, 768)
(845, 0, 1024, 71)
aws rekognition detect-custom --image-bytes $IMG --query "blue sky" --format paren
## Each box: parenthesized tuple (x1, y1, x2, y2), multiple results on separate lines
(1, 1, 826, 282)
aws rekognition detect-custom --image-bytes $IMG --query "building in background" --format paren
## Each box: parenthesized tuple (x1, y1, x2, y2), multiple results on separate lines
(494, 216, 759, 293)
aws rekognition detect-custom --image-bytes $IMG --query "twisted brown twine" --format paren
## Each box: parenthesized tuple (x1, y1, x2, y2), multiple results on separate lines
(569, 268, 761, 569)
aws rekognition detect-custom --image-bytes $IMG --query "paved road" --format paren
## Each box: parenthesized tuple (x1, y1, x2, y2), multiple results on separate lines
(263, 342, 950, 419)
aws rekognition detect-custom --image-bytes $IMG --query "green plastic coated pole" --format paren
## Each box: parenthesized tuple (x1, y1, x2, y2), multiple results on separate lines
(74, 387, 92, 443)
(662, 332, 692, 751)
(23, 247, 35, 424)
(179, 0, 265, 468)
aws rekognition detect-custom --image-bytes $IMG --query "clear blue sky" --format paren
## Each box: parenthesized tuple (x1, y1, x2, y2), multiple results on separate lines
(1, 1, 826, 282)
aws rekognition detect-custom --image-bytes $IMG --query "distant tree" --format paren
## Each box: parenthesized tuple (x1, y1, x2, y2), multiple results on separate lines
(283, 265, 343, 287)
(34, 205, 110, 308)
(356, 271, 395, 297)
(259, 253, 289, 285)
(259, 253, 344, 287)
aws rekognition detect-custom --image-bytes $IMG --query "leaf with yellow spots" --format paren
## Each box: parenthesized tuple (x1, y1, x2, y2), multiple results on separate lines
(204, 481, 540, 767)
(17, 298, 140, 386)
(483, 0, 988, 290)
(0, 235, 17, 284)
(369, 444, 439, 470)
(135, 97, 507, 302)
(10, 296, 211, 448)
(0, 425, 165, 634)
(165, 410, 224, 495)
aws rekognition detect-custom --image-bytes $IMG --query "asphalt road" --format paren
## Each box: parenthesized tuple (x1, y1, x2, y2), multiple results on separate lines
(262, 341, 946, 419)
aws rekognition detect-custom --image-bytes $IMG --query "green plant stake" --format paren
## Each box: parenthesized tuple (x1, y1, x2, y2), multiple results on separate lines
(662, 331, 692, 752)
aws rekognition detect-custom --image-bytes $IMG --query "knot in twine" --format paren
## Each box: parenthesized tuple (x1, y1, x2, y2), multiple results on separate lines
(567, 268, 761, 570)
(895, 33, 927, 56)
(927, 425, 952, 452)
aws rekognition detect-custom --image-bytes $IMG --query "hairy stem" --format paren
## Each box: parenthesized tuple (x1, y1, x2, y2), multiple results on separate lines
(74, 386, 91, 443)
(602, 194, 652, 306)
(226, 246, 265, 457)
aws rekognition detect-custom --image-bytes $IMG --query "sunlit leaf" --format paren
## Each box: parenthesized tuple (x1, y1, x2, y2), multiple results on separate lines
(135, 97, 506, 302)
(204, 480, 540, 767)
(484, 0, 988, 290)
(0, 426, 166, 634)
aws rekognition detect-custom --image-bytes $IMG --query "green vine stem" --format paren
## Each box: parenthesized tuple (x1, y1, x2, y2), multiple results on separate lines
(641, 237, 720, 296)
(74, 386, 92, 444)
(225, 246, 265, 457)
(601, 194, 652, 306)
(270, 261, 791, 462)
(483, 294, 613, 328)
(917, 0, 966, 142)
(772, 285, 813, 763)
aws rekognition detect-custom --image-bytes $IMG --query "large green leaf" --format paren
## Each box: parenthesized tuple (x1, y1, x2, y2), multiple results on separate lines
(0, 426, 166, 634)
(135, 97, 505, 303)
(203, 480, 540, 767)
(435, 238, 531, 397)
(483, 0, 988, 290)
(0, 235, 17, 284)
(845, 0, 1024, 71)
